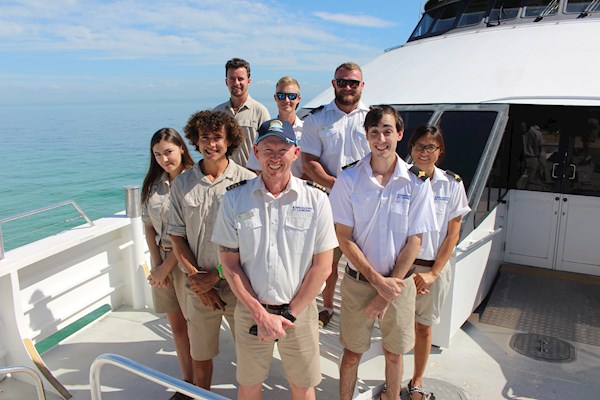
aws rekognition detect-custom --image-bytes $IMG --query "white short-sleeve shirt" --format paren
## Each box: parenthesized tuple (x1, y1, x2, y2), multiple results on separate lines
(299, 100, 370, 177)
(211, 175, 338, 305)
(416, 166, 471, 261)
(247, 116, 304, 178)
(329, 154, 438, 276)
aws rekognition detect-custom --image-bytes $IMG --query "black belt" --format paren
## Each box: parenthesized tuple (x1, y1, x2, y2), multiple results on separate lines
(260, 303, 289, 313)
(345, 265, 415, 281)
(414, 259, 434, 267)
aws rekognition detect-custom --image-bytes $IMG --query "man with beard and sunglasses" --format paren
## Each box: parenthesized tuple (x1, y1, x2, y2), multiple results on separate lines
(299, 61, 370, 328)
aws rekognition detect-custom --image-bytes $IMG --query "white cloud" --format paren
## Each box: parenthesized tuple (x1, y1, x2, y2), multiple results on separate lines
(313, 11, 396, 28)
(0, 0, 382, 68)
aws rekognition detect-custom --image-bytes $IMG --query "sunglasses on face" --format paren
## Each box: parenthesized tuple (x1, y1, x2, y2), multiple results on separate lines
(335, 79, 361, 89)
(413, 144, 440, 153)
(275, 92, 299, 101)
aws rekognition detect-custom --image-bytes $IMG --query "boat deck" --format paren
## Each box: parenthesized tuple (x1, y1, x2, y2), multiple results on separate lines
(32, 304, 600, 400)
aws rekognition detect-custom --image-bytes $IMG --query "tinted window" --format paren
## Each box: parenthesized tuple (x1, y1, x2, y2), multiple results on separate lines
(457, 0, 489, 27)
(437, 111, 498, 191)
(488, 0, 521, 22)
(410, 10, 437, 39)
(431, 2, 464, 34)
(523, 0, 558, 17)
(566, 0, 600, 13)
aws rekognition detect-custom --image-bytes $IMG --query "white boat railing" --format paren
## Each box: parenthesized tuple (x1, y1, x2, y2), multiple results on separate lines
(0, 365, 46, 400)
(0, 200, 94, 260)
(89, 353, 229, 400)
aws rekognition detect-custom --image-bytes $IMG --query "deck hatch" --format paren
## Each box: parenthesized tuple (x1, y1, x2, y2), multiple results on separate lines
(510, 333, 576, 362)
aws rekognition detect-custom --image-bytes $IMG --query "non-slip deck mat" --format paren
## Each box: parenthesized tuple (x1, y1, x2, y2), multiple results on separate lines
(480, 265, 600, 347)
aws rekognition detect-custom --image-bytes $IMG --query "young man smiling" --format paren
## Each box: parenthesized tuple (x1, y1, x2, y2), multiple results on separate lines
(168, 110, 255, 392)
(329, 106, 437, 400)
(214, 58, 270, 168)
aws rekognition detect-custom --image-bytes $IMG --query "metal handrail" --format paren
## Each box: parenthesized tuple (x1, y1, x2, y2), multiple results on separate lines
(0, 200, 94, 260)
(0, 365, 46, 400)
(89, 353, 230, 400)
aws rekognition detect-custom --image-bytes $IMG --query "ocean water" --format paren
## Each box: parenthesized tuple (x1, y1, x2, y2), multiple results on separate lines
(0, 100, 219, 251)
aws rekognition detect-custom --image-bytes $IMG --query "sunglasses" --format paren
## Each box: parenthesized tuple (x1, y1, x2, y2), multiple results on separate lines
(335, 79, 361, 89)
(275, 92, 299, 101)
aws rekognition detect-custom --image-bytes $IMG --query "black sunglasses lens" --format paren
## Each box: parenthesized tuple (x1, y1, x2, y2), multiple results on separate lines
(336, 79, 360, 88)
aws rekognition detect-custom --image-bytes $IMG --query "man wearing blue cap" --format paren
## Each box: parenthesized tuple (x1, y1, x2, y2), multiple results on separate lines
(212, 118, 338, 399)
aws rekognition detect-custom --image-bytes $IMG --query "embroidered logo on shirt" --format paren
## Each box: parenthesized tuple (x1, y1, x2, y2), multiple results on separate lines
(434, 196, 450, 202)
(395, 193, 411, 201)
(290, 206, 314, 213)
(237, 211, 255, 221)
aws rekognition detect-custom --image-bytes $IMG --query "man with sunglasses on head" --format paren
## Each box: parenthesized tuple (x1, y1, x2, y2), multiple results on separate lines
(214, 57, 270, 168)
(247, 76, 304, 178)
(299, 61, 371, 328)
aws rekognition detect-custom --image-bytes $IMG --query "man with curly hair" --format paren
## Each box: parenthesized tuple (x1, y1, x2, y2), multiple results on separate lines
(168, 110, 256, 394)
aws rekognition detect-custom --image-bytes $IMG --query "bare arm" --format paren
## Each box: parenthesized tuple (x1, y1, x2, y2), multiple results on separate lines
(170, 234, 200, 274)
(144, 224, 162, 267)
(145, 224, 178, 287)
(301, 152, 336, 189)
(336, 223, 405, 302)
(415, 217, 461, 291)
(288, 250, 333, 317)
(392, 234, 422, 279)
(219, 247, 293, 341)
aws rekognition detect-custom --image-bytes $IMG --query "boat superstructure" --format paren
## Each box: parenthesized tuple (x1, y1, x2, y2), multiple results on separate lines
(2, 1, 600, 399)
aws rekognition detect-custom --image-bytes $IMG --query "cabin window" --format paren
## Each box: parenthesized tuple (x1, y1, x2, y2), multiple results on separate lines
(430, 1, 465, 34)
(457, 0, 489, 27)
(437, 110, 498, 191)
(566, 0, 600, 13)
(523, 0, 559, 17)
(488, 0, 521, 22)
(410, 9, 437, 39)
(396, 110, 435, 159)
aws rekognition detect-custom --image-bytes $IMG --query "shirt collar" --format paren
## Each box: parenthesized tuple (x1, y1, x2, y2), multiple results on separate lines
(325, 99, 369, 115)
(363, 154, 411, 183)
(431, 166, 448, 184)
(230, 95, 253, 111)
(252, 174, 299, 197)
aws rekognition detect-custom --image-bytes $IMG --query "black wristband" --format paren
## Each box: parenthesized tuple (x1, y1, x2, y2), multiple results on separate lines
(281, 306, 296, 322)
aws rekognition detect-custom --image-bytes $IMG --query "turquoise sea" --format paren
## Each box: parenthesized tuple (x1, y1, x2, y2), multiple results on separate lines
(1, 100, 253, 251)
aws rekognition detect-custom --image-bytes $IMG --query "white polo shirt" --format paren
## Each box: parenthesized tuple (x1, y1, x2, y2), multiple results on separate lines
(300, 100, 370, 177)
(416, 166, 470, 261)
(329, 154, 438, 276)
(246, 116, 304, 178)
(211, 175, 338, 305)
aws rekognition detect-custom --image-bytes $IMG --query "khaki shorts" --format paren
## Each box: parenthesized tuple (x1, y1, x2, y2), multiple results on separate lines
(415, 261, 452, 326)
(234, 301, 321, 388)
(186, 279, 236, 361)
(340, 274, 416, 355)
(151, 249, 187, 314)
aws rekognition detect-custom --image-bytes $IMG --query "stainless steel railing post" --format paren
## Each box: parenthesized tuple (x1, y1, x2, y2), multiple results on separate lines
(0, 365, 46, 400)
(124, 186, 147, 309)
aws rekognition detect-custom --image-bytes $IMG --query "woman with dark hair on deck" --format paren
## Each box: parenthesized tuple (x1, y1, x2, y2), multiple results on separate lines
(142, 127, 195, 400)
(407, 125, 471, 400)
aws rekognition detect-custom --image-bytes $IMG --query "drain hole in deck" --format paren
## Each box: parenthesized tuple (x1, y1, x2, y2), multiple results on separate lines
(510, 333, 575, 362)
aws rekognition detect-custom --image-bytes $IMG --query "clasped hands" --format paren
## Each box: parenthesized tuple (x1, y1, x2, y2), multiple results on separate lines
(187, 269, 225, 311)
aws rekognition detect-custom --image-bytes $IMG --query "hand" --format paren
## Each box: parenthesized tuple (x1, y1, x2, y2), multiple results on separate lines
(373, 276, 406, 302)
(148, 264, 170, 288)
(188, 270, 220, 296)
(365, 295, 389, 321)
(257, 313, 295, 342)
(414, 271, 437, 294)
(197, 288, 226, 311)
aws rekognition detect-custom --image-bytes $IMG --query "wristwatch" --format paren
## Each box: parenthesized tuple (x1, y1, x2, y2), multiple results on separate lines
(281, 306, 296, 322)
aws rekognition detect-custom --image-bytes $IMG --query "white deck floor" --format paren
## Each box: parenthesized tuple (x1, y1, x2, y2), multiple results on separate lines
(19, 305, 596, 400)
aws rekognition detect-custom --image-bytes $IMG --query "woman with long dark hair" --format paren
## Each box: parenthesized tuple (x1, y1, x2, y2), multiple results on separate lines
(142, 127, 195, 400)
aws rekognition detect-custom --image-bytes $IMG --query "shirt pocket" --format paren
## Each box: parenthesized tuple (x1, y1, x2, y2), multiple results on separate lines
(237, 118, 257, 130)
(434, 199, 448, 215)
(390, 202, 409, 233)
(319, 127, 342, 153)
(237, 214, 262, 255)
(284, 216, 313, 253)
(351, 191, 379, 222)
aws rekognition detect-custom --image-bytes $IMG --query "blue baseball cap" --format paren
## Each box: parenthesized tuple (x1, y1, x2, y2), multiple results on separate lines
(255, 119, 298, 146)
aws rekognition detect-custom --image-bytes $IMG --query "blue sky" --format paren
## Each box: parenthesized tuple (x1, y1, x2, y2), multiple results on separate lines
(0, 0, 424, 107)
